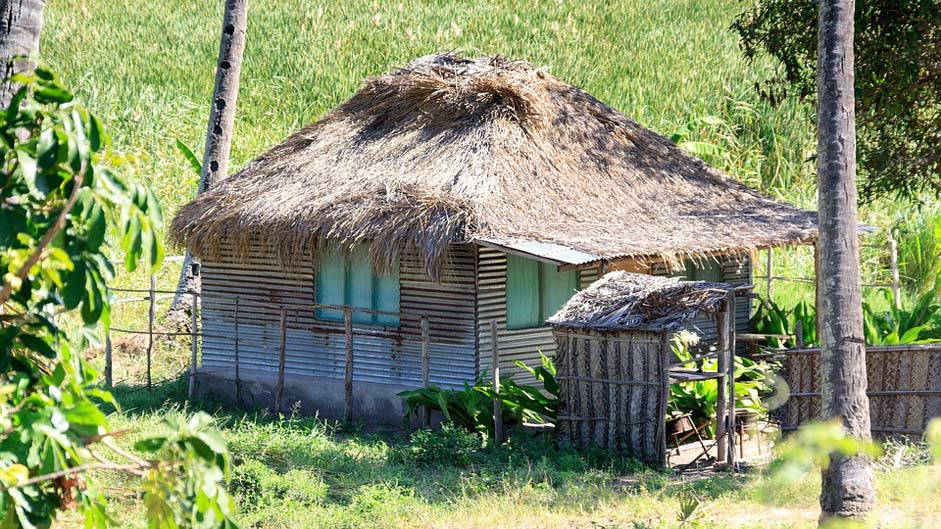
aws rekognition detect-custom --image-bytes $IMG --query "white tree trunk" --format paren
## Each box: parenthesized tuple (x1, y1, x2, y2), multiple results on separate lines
(0, 0, 46, 108)
(816, 0, 875, 521)
(168, 0, 248, 324)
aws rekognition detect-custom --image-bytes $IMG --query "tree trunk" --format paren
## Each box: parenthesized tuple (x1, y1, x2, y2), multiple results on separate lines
(816, 0, 875, 522)
(167, 0, 248, 325)
(0, 0, 46, 108)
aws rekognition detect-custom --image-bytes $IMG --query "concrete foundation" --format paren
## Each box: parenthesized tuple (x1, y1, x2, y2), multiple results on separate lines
(194, 368, 420, 428)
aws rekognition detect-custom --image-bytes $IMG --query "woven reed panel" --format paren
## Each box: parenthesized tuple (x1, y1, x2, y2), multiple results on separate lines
(555, 329, 666, 462)
(782, 345, 941, 436)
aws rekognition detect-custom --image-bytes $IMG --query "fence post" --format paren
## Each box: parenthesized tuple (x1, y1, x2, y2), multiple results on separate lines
(889, 231, 901, 310)
(490, 320, 504, 444)
(421, 315, 430, 428)
(146, 274, 155, 391)
(104, 332, 113, 388)
(188, 291, 198, 399)
(234, 298, 241, 406)
(344, 307, 354, 424)
(795, 319, 804, 349)
(727, 292, 737, 468)
(766, 247, 774, 301)
(716, 298, 729, 464)
(275, 307, 286, 413)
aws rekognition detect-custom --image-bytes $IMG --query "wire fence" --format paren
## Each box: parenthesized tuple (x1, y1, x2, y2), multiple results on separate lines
(752, 232, 902, 309)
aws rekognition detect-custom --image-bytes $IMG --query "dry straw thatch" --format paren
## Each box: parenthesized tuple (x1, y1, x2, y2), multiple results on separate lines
(547, 271, 735, 331)
(171, 53, 816, 275)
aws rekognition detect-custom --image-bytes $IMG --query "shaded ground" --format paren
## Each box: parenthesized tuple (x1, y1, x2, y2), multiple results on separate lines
(46, 369, 938, 529)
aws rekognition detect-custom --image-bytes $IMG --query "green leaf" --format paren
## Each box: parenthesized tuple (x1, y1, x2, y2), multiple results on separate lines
(175, 139, 202, 175)
(134, 437, 168, 453)
(34, 86, 74, 104)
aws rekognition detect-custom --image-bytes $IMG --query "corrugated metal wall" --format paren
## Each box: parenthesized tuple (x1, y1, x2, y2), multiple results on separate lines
(200, 242, 477, 389)
(200, 242, 753, 393)
(476, 246, 600, 382)
(652, 253, 753, 342)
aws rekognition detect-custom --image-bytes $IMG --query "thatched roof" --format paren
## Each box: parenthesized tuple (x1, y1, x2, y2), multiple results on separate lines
(171, 53, 817, 275)
(547, 271, 735, 332)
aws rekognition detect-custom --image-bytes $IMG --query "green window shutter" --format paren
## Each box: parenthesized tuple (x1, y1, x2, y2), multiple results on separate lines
(316, 246, 401, 327)
(316, 250, 345, 322)
(506, 254, 540, 329)
(374, 259, 400, 327)
(348, 246, 374, 325)
(539, 262, 578, 321)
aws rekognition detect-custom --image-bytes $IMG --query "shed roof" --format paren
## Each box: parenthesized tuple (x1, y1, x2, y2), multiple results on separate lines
(547, 271, 736, 332)
(171, 53, 817, 276)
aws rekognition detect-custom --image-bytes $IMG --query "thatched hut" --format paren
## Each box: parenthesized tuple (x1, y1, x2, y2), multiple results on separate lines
(547, 271, 738, 464)
(171, 53, 816, 423)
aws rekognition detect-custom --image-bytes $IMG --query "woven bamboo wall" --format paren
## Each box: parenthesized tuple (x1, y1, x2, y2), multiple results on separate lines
(784, 344, 941, 436)
(555, 328, 668, 463)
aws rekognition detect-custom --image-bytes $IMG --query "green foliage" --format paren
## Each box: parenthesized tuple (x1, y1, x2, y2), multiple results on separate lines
(398, 382, 495, 437)
(888, 212, 941, 294)
(734, 0, 941, 203)
(668, 336, 770, 437)
(753, 291, 941, 348)
(400, 424, 482, 467)
(765, 419, 883, 505)
(399, 354, 560, 438)
(750, 298, 817, 348)
(478, 352, 560, 426)
(862, 289, 941, 346)
(0, 70, 236, 528)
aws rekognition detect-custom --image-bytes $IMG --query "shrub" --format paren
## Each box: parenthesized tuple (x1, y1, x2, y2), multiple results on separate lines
(403, 424, 482, 466)
(398, 382, 495, 435)
(398, 353, 560, 437)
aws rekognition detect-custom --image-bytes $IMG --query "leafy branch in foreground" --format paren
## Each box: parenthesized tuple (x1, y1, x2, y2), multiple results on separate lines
(0, 67, 238, 528)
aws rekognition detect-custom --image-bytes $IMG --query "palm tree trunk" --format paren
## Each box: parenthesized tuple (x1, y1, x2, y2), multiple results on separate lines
(168, 0, 248, 324)
(0, 0, 46, 108)
(816, 0, 875, 521)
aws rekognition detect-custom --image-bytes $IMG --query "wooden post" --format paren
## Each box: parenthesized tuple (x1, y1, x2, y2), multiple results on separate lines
(728, 292, 737, 468)
(490, 320, 504, 444)
(715, 298, 729, 464)
(766, 248, 774, 301)
(188, 291, 198, 399)
(814, 241, 822, 350)
(146, 274, 155, 391)
(344, 307, 353, 424)
(275, 307, 286, 413)
(234, 298, 241, 406)
(795, 319, 804, 349)
(104, 332, 113, 388)
(657, 331, 671, 467)
(421, 316, 430, 428)
(889, 231, 901, 310)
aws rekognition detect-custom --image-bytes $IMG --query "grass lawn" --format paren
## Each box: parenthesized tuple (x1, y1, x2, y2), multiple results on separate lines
(34, 3, 941, 526)
(51, 375, 939, 529)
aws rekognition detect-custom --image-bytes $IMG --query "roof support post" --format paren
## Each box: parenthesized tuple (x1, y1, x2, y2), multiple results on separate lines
(715, 297, 729, 465)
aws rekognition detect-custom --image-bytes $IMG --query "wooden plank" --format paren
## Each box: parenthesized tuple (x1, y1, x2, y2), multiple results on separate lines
(188, 291, 199, 400)
(715, 299, 729, 464)
(344, 307, 353, 423)
(234, 298, 241, 406)
(658, 331, 670, 466)
(421, 316, 430, 428)
(491, 320, 504, 444)
(275, 307, 287, 412)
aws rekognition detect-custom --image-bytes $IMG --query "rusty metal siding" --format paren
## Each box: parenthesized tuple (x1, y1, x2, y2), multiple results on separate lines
(476, 246, 600, 382)
(200, 242, 477, 389)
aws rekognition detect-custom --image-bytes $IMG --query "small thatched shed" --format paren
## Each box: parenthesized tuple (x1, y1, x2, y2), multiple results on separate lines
(171, 53, 815, 424)
(547, 271, 737, 464)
